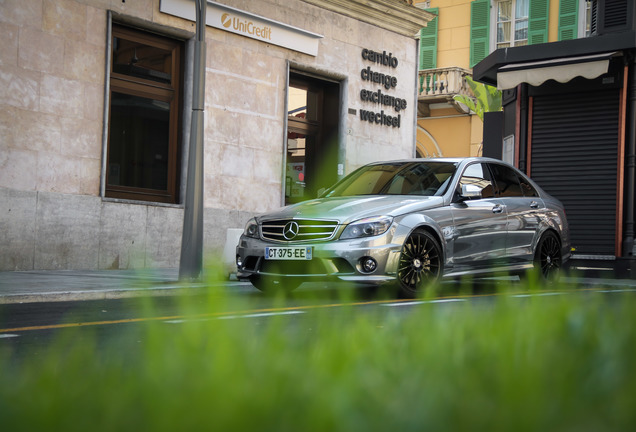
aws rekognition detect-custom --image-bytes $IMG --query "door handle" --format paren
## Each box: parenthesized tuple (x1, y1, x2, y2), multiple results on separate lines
(530, 201, 539, 209)
(492, 204, 504, 214)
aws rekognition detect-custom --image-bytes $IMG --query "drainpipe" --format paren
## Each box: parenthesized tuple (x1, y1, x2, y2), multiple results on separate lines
(623, 55, 636, 257)
(179, 0, 207, 280)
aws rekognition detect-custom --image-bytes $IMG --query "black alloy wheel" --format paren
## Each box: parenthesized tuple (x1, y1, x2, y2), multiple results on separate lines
(535, 231, 562, 281)
(397, 229, 442, 297)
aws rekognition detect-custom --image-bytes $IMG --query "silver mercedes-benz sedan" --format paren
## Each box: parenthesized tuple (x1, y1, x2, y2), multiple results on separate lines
(236, 157, 570, 296)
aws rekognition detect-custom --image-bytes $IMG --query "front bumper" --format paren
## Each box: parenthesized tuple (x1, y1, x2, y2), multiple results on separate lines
(236, 231, 403, 284)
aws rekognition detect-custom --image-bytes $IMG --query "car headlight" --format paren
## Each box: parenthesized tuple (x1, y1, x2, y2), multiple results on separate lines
(243, 218, 259, 239)
(340, 216, 393, 240)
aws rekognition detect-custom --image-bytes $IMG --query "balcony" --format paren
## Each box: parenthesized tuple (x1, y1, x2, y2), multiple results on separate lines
(417, 67, 473, 117)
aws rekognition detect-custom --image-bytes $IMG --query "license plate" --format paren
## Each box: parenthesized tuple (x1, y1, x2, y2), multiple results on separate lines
(264, 247, 312, 260)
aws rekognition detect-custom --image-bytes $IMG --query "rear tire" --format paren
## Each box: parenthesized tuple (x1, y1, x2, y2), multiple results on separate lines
(535, 231, 562, 282)
(397, 229, 442, 297)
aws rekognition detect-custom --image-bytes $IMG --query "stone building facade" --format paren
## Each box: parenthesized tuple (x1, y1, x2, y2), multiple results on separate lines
(0, 0, 431, 271)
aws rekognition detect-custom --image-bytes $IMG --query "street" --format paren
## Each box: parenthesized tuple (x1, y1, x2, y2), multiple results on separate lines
(2, 277, 635, 357)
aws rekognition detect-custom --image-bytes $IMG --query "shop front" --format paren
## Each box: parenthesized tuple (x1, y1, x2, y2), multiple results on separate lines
(473, 1, 636, 263)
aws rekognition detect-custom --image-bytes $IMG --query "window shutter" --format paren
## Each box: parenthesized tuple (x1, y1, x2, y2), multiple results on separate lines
(419, 8, 438, 70)
(529, 0, 549, 44)
(558, 0, 579, 40)
(470, 0, 490, 67)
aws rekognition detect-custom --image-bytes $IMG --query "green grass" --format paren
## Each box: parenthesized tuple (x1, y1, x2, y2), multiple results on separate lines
(1, 278, 635, 431)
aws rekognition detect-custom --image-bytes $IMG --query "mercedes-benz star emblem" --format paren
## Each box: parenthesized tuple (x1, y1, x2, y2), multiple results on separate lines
(283, 221, 300, 240)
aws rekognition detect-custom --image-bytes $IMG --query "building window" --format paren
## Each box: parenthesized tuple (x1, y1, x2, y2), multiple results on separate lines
(559, 0, 598, 40)
(495, 0, 529, 49)
(106, 25, 183, 204)
(471, 0, 550, 66)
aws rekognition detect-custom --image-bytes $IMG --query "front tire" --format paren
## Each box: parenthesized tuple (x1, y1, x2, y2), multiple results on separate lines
(535, 231, 562, 281)
(397, 229, 442, 297)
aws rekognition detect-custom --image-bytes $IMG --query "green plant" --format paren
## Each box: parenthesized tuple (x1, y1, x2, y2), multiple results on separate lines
(453, 76, 502, 122)
(1, 279, 635, 431)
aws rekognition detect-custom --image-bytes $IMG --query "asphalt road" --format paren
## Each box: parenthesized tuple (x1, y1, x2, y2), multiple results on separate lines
(0, 279, 489, 354)
(2, 277, 636, 360)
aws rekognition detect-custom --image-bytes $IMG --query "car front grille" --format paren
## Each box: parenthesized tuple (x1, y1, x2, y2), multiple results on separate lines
(258, 257, 355, 276)
(260, 259, 327, 275)
(261, 219, 339, 242)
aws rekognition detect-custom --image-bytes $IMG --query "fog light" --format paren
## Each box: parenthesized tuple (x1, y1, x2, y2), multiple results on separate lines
(236, 255, 243, 269)
(361, 257, 377, 273)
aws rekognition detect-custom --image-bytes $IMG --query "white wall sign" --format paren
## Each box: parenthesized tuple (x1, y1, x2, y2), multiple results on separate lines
(160, 0, 323, 56)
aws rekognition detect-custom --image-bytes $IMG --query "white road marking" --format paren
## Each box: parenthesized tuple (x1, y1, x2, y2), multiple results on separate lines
(164, 310, 305, 324)
(218, 311, 306, 320)
(164, 318, 211, 324)
(381, 299, 467, 307)
(512, 292, 565, 298)
(595, 288, 636, 293)
(0, 334, 20, 339)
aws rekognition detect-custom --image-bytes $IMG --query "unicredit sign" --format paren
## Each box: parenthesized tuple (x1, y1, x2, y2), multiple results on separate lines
(160, 0, 322, 56)
(221, 12, 272, 41)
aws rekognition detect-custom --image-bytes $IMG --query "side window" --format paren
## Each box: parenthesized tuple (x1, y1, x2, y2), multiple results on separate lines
(458, 163, 495, 198)
(106, 25, 183, 204)
(488, 164, 523, 197)
(518, 173, 539, 197)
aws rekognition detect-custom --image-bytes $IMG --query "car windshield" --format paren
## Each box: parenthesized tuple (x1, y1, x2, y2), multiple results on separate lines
(323, 162, 458, 198)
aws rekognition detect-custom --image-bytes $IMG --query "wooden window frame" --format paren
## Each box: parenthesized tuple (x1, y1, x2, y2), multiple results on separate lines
(105, 25, 183, 204)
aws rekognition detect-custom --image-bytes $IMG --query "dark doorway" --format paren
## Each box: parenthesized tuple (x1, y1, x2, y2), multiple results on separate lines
(285, 73, 340, 205)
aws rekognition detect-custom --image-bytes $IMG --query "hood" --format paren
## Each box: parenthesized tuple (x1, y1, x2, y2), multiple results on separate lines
(258, 195, 445, 224)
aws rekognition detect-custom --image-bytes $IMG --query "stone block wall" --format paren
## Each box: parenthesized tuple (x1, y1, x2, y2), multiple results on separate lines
(0, 187, 253, 270)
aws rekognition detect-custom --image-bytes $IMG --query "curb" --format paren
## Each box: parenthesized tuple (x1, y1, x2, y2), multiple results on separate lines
(0, 282, 254, 305)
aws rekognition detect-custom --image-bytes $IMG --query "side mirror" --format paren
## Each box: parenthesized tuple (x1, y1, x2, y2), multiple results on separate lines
(461, 184, 482, 200)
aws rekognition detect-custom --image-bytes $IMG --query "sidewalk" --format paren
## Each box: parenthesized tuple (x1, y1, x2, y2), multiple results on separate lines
(1, 259, 635, 305)
(0, 268, 251, 304)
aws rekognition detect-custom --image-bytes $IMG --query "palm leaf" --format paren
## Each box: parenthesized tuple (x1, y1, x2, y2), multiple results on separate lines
(453, 76, 502, 122)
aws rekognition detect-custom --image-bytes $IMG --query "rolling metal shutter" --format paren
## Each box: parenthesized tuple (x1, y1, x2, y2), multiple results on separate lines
(530, 89, 620, 255)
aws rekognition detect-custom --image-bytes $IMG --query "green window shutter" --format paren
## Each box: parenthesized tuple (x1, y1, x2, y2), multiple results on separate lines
(419, 8, 438, 70)
(528, 0, 549, 44)
(558, 0, 579, 40)
(470, 0, 489, 67)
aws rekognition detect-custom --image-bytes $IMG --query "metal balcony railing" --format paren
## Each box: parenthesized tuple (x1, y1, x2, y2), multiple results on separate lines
(418, 67, 472, 99)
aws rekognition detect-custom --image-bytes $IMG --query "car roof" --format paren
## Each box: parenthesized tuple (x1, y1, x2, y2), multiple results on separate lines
(366, 157, 505, 165)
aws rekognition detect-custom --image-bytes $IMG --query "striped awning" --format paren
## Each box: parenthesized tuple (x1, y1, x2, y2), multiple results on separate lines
(496, 52, 619, 90)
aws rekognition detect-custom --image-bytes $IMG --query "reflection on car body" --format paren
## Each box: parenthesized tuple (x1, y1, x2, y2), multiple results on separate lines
(236, 157, 570, 297)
